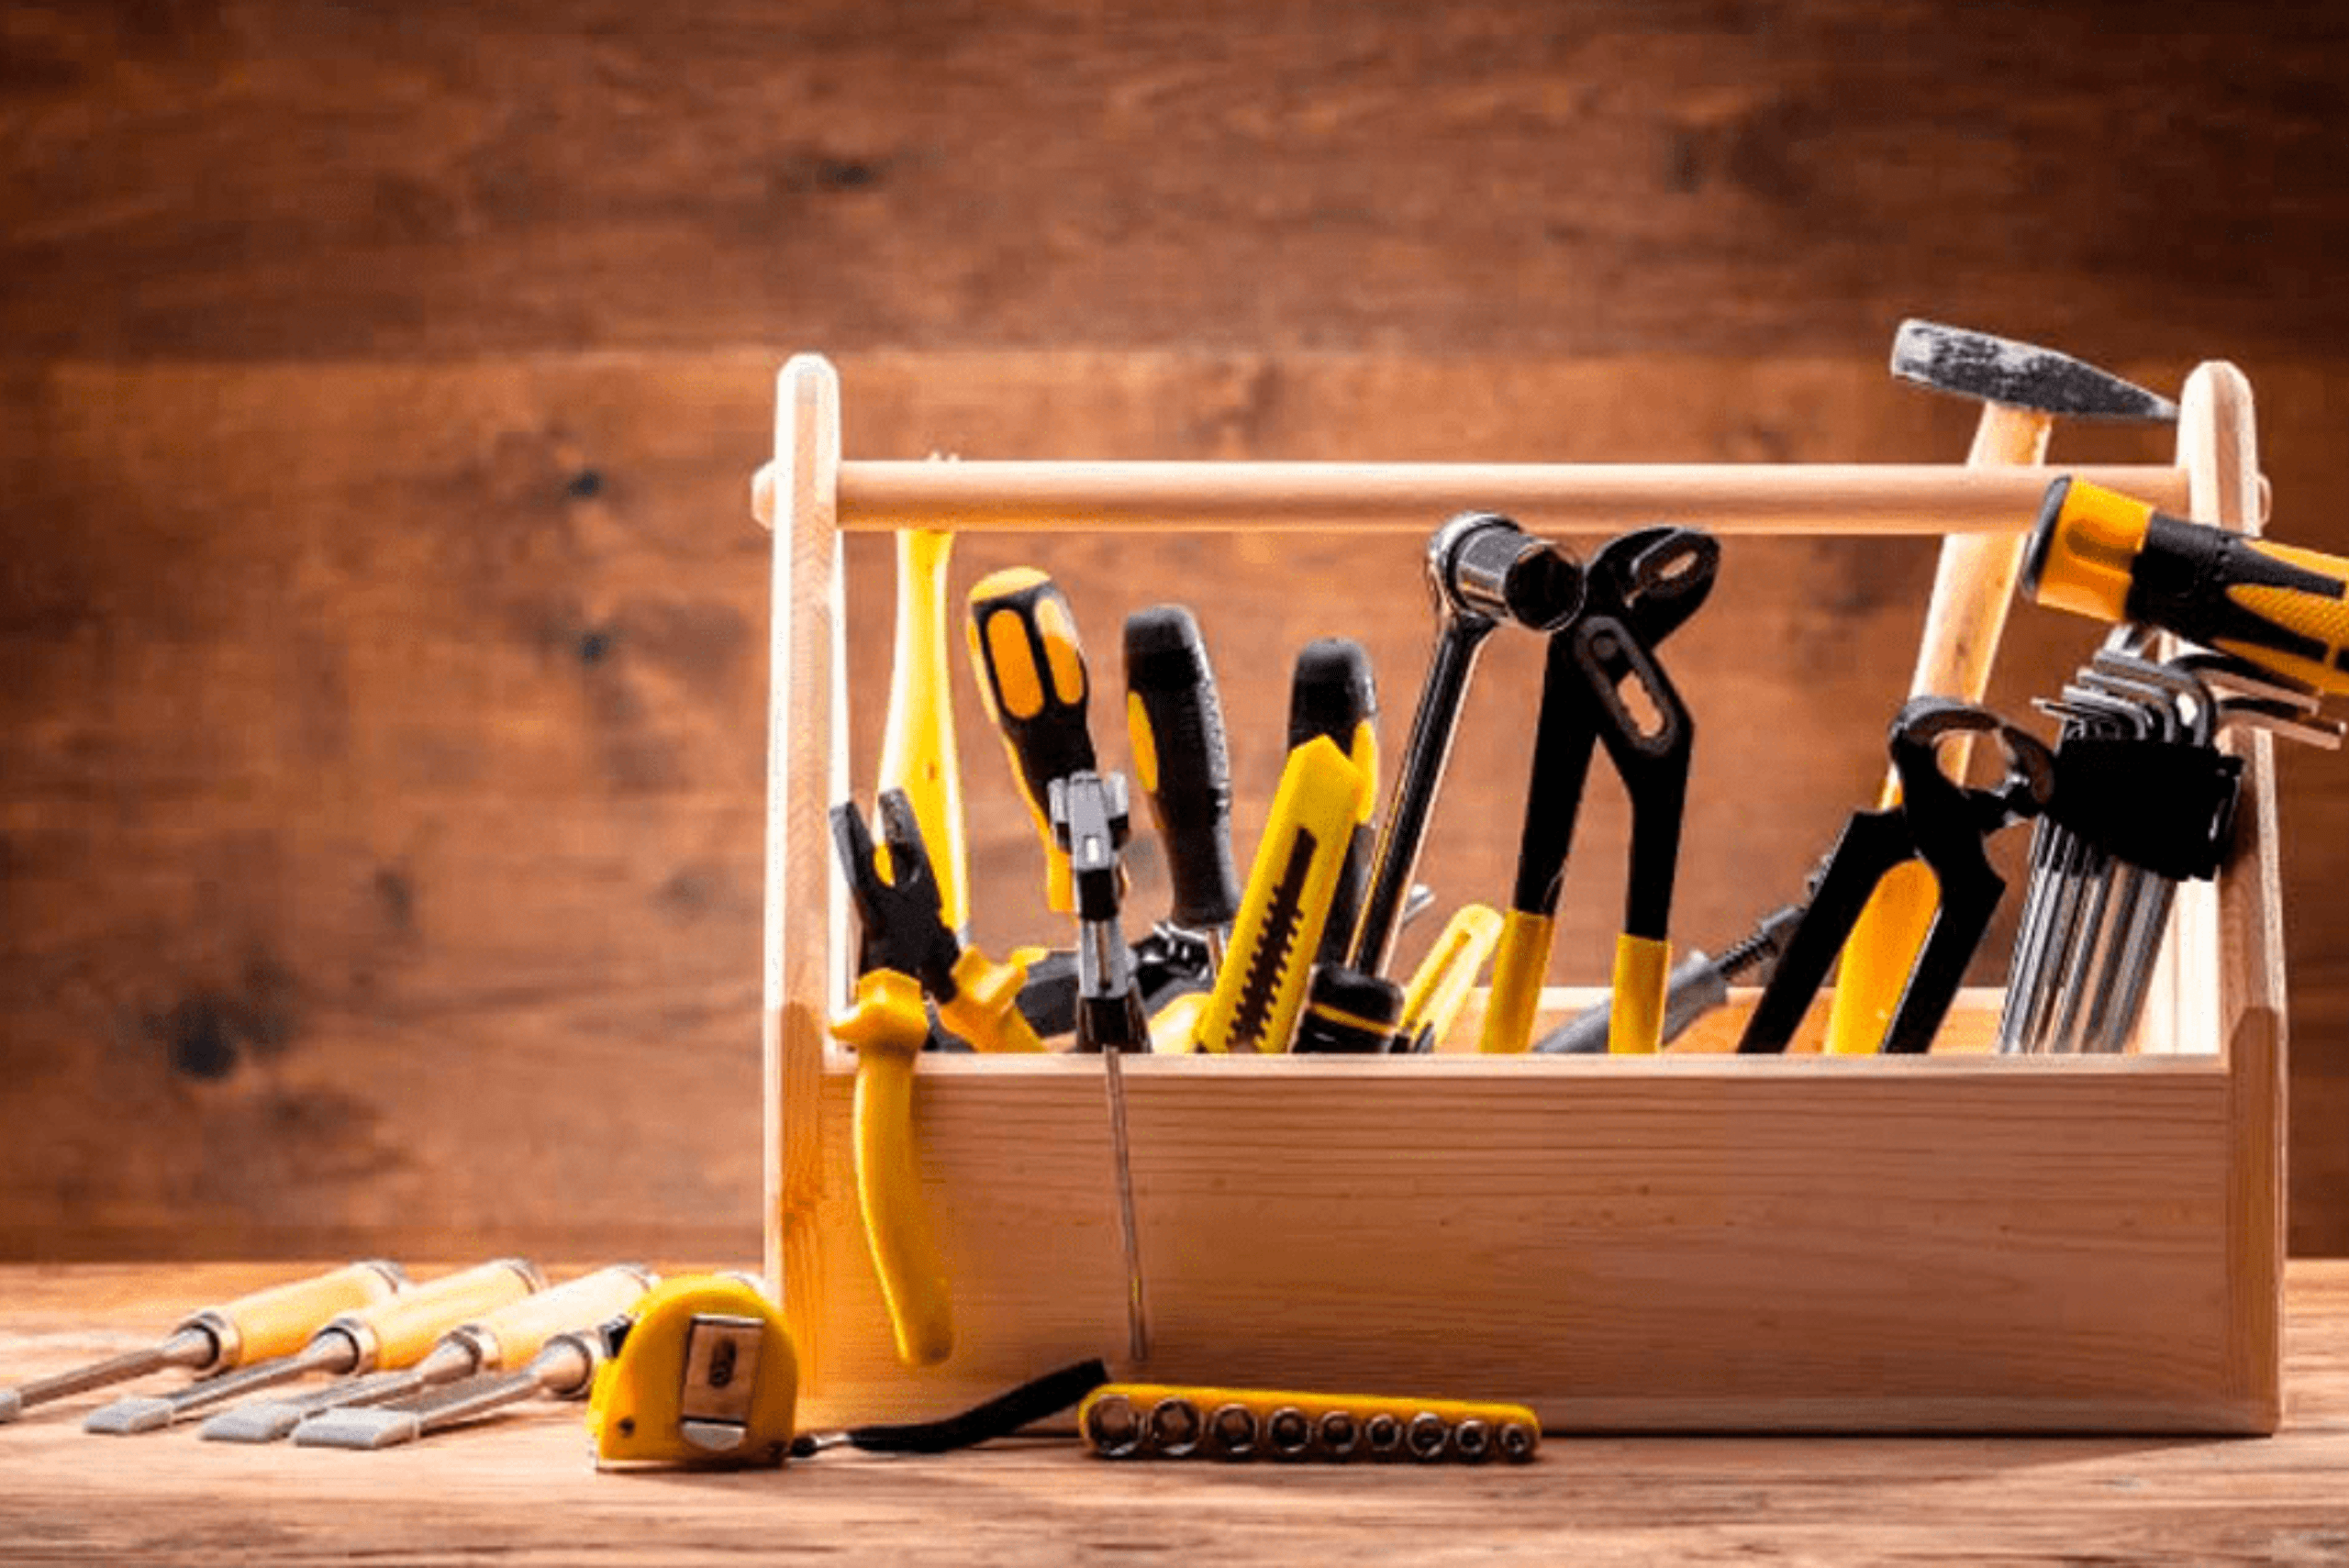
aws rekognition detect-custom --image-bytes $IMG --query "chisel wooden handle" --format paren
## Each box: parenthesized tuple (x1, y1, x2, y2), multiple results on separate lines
(186, 1261, 407, 1370)
(460, 1265, 655, 1370)
(334, 1260, 543, 1370)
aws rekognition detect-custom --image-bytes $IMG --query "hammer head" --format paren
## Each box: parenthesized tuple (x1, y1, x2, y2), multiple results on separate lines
(1890, 319, 2178, 423)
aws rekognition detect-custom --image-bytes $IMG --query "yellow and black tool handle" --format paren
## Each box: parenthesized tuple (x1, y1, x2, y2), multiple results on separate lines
(1287, 639, 1380, 963)
(1194, 735, 1372, 1054)
(830, 969, 954, 1368)
(880, 528, 969, 934)
(967, 567, 1098, 912)
(1124, 606, 1240, 933)
(934, 945, 1046, 1054)
(2025, 476, 2349, 696)
(1080, 1383, 1539, 1463)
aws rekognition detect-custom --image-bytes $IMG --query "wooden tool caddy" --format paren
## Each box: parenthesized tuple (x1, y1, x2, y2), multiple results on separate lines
(762, 353, 2284, 1434)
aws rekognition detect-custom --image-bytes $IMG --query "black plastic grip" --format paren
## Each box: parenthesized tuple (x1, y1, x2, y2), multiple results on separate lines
(1287, 639, 1377, 963)
(1124, 606, 1241, 930)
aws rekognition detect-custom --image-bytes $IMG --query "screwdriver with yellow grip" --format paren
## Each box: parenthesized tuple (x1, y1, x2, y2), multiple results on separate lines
(0, 1260, 405, 1424)
(2023, 476, 2349, 696)
(968, 568, 1099, 914)
(84, 1259, 543, 1433)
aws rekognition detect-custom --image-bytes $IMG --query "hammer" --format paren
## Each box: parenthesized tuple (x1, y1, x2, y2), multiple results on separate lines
(1821, 320, 2178, 1056)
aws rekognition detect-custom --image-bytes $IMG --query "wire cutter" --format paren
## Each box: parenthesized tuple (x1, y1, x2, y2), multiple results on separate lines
(1479, 526, 1720, 1054)
(1737, 698, 2054, 1056)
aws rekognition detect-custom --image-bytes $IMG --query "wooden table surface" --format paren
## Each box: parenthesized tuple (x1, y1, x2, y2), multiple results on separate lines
(4, 1262, 2349, 1566)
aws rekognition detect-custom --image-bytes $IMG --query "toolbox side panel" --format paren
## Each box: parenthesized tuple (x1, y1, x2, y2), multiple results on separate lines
(788, 1049, 2247, 1433)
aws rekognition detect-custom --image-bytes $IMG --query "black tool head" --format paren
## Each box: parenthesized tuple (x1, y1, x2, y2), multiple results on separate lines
(1583, 526, 1720, 644)
(1287, 638, 1377, 753)
(831, 791, 955, 982)
(1890, 319, 2178, 423)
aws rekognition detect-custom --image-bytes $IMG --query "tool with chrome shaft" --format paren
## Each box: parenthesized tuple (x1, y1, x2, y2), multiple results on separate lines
(882, 528, 969, 936)
(1124, 606, 1241, 968)
(1049, 770, 1153, 1362)
(1287, 639, 1380, 966)
(1301, 516, 1581, 1054)
(84, 1259, 542, 1433)
(1825, 321, 2179, 1057)
(1200, 735, 1372, 1054)
(1391, 904, 1501, 1053)
(1480, 527, 1718, 1055)
(968, 567, 1100, 914)
(1535, 903, 1803, 1054)
(1739, 700, 2054, 1055)
(0, 1261, 404, 1425)
(2024, 476, 2349, 697)
(203, 1264, 654, 1443)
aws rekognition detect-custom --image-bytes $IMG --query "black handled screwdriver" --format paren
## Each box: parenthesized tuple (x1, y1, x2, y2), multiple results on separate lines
(1124, 606, 1241, 965)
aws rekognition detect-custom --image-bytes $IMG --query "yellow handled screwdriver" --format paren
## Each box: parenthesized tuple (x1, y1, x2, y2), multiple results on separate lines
(84, 1259, 542, 1433)
(0, 1260, 405, 1424)
(2024, 476, 2349, 695)
(968, 567, 1099, 913)
(203, 1264, 656, 1443)
(881, 528, 969, 935)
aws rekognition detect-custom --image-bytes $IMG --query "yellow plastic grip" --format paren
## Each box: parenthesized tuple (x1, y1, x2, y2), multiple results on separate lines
(938, 947, 1046, 1053)
(1820, 859, 1938, 1055)
(1607, 933, 1672, 1055)
(345, 1260, 542, 1369)
(466, 1265, 655, 1369)
(2027, 476, 2152, 623)
(1195, 735, 1369, 1054)
(1400, 903, 1502, 1053)
(1148, 991, 1208, 1053)
(879, 528, 968, 934)
(967, 567, 1095, 915)
(1475, 908, 1554, 1054)
(587, 1274, 798, 1469)
(832, 969, 953, 1368)
(196, 1261, 406, 1368)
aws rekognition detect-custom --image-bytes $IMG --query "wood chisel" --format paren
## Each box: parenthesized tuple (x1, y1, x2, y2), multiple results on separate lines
(1824, 319, 2177, 1056)
(83, 1259, 542, 1433)
(0, 1261, 404, 1424)
(880, 528, 970, 935)
(201, 1264, 653, 1443)
(1123, 606, 1241, 966)
(967, 567, 1100, 913)
(1195, 734, 1370, 1054)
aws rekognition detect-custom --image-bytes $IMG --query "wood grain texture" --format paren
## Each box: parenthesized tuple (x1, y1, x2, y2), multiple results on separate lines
(8, 1262, 2349, 1564)
(6, 349, 2349, 1262)
(2, 3, 2346, 365)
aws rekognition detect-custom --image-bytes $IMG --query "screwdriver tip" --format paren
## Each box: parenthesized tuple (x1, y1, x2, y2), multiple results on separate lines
(83, 1396, 173, 1434)
(0, 1389, 21, 1424)
(198, 1404, 305, 1444)
(292, 1407, 419, 1451)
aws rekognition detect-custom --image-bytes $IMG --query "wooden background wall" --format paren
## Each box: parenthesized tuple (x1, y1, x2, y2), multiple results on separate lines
(6, 2, 2349, 1259)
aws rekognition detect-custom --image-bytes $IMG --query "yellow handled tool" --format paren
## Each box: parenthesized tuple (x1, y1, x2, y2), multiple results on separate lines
(1079, 1383, 1539, 1463)
(1395, 904, 1502, 1053)
(880, 528, 969, 934)
(968, 567, 1098, 913)
(2024, 476, 2349, 695)
(85, 1260, 543, 1433)
(1195, 735, 1371, 1054)
(0, 1260, 406, 1423)
(831, 967, 954, 1370)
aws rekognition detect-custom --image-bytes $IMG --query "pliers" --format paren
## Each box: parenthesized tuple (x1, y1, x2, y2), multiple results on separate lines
(1479, 526, 1720, 1054)
(827, 792, 1043, 1373)
(1737, 698, 2055, 1055)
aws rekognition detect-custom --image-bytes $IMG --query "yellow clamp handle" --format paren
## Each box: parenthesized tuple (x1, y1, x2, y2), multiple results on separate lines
(1608, 932, 1672, 1055)
(831, 969, 954, 1367)
(881, 528, 969, 934)
(1476, 908, 1555, 1054)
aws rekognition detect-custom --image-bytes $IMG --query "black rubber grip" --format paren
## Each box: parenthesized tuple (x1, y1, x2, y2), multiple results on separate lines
(1125, 606, 1241, 930)
(1287, 639, 1376, 963)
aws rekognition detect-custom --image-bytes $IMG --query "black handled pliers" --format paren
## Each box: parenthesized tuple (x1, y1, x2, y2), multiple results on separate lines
(1737, 698, 2055, 1056)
